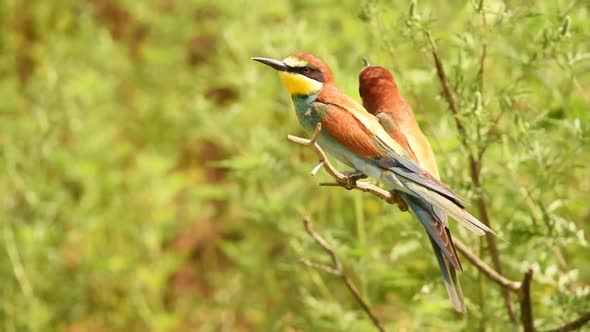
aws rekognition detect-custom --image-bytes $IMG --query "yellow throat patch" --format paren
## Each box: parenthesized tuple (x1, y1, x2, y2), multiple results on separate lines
(278, 71, 322, 96)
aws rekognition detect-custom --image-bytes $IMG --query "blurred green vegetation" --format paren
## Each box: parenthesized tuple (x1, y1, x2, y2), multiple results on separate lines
(1, 0, 589, 331)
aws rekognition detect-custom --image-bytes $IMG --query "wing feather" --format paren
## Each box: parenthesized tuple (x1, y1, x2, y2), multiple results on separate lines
(312, 101, 467, 208)
(315, 102, 384, 159)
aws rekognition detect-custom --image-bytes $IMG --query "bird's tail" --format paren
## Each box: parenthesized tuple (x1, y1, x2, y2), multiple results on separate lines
(430, 236, 465, 312)
(407, 182, 494, 236)
(403, 193, 465, 312)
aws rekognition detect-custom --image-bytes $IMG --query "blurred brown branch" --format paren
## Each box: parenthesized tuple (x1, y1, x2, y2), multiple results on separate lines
(453, 240, 520, 292)
(300, 217, 386, 332)
(519, 269, 535, 332)
(545, 312, 590, 332)
(292, 125, 386, 332)
(427, 31, 516, 322)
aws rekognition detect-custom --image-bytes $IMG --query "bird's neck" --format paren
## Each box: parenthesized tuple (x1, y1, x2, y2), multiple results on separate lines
(291, 92, 321, 132)
(291, 92, 319, 111)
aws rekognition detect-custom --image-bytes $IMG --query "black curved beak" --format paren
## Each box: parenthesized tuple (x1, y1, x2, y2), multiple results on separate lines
(251, 57, 288, 71)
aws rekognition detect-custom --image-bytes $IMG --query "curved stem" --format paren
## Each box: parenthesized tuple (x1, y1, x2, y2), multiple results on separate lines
(301, 218, 386, 332)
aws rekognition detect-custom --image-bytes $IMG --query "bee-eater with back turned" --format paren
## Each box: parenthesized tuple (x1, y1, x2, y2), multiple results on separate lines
(252, 53, 494, 312)
(359, 61, 465, 311)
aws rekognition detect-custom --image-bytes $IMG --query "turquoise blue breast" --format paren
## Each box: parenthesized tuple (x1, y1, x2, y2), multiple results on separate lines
(291, 94, 321, 133)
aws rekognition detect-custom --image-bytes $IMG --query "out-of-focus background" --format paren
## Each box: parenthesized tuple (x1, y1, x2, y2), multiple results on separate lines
(1, 0, 589, 331)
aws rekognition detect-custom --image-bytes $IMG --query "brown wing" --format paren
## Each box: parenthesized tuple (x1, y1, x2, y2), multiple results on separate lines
(313, 101, 466, 207)
(316, 102, 383, 159)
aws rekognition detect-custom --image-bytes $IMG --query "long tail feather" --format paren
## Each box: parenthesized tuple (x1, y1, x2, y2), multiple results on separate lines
(430, 236, 465, 312)
(407, 183, 495, 236)
(403, 194, 461, 269)
(404, 194, 465, 311)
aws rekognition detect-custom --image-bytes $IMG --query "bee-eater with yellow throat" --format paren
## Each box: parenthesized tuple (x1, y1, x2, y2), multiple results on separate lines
(252, 53, 493, 311)
(359, 61, 465, 311)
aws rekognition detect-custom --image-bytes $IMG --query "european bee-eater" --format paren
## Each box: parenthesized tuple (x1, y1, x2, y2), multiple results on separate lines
(359, 63, 464, 311)
(252, 53, 493, 311)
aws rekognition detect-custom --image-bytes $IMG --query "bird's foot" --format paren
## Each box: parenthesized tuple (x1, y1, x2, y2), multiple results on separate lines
(338, 170, 368, 190)
(388, 191, 409, 211)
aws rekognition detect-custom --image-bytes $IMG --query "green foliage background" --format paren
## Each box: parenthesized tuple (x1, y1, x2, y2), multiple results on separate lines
(1, 0, 589, 331)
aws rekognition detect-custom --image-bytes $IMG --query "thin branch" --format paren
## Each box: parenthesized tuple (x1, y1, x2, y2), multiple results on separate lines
(546, 311, 590, 332)
(478, 44, 487, 94)
(301, 218, 386, 332)
(288, 124, 396, 204)
(553, 247, 568, 270)
(303, 218, 342, 272)
(478, 106, 507, 160)
(454, 240, 520, 291)
(300, 258, 340, 275)
(471, 159, 516, 322)
(311, 161, 324, 176)
(477, 238, 488, 332)
(475, 34, 487, 160)
(519, 269, 535, 332)
(427, 30, 516, 322)
(427, 32, 470, 153)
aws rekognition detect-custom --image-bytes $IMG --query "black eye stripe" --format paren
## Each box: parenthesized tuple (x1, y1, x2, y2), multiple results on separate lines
(289, 66, 311, 74)
(288, 66, 326, 82)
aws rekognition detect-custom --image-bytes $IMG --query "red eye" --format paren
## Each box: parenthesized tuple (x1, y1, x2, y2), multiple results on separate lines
(301, 67, 311, 74)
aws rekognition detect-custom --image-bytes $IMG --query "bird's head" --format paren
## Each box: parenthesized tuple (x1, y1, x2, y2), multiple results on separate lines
(358, 65, 401, 115)
(252, 53, 333, 97)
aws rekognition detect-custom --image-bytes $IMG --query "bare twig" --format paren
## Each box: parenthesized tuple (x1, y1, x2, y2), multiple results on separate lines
(477, 239, 487, 332)
(454, 240, 520, 291)
(301, 218, 387, 332)
(287, 124, 396, 204)
(553, 248, 568, 270)
(300, 258, 340, 275)
(478, 106, 507, 160)
(546, 311, 590, 332)
(427, 30, 516, 322)
(519, 269, 535, 332)
(427, 32, 470, 153)
(471, 161, 516, 321)
(478, 44, 487, 94)
(302, 218, 342, 272)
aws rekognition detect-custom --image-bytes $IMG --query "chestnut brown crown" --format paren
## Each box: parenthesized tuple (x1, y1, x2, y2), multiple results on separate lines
(288, 52, 334, 83)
